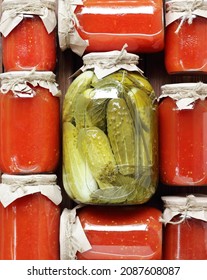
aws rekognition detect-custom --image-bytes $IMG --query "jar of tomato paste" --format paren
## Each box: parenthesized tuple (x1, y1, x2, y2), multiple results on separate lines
(0, 0, 57, 71)
(158, 82, 207, 186)
(62, 49, 158, 205)
(60, 205, 162, 260)
(165, 0, 207, 74)
(161, 195, 207, 260)
(0, 173, 62, 260)
(0, 70, 61, 174)
(58, 0, 164, 56)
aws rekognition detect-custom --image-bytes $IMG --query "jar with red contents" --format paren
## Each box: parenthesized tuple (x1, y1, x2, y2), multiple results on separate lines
(58, 0, 164, 56)
(0, 0, 57, 71)
(0, 173, 62, 260)
(161, 195, 207, 260)
(158, 82, 207, 186)
(0, 71, 61, 174)
(164, 0, 207, 74)
(60, 205, 162, 260)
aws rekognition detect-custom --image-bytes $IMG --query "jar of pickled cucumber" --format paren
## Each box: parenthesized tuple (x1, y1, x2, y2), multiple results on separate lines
(62, 48, 158, 205)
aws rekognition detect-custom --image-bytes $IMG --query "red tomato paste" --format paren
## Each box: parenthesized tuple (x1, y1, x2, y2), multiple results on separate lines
(162, 195, 207, 260)
(165, 17, 207, 74)
(159, 83, 207, 186)
(0, 174, 61, 260)
(164, 1, 207, 74)
(76, 205, 162, 260)
(66, 0, 164, 53)
(2, 15, 56, 71)
(163, 216, 207, 260)
(0, 72, 60, 174)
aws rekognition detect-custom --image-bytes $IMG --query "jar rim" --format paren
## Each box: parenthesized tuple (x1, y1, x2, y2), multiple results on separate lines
(0, 173, 62, 207)
(159, 82, 207, 103)
(1, 173, 58, 185)
(83, 50, 139, 66)
(161, 195, 207, 225)
(166, 0, 207, 5)
(161, 82, 207, 91)
(161, 194, 207, 207)
(0, 70, 61, 97)
(81, 49, 142, 79)
(0, 71, 56, 81)
(2, 0, 56, 8)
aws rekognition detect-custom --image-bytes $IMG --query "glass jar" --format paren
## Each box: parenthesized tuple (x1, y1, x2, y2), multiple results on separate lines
(158, 82, 207, 186)
(0, 173, 62, 260)
(161, 195, 207, 260)
(165, 0, 207, 74)
(0, 0, 57, 71)
(60, 205, 162, 260)
(62, 49, 158, 205)
(0, 71, 61, 174)
(58, 0, 164, 56)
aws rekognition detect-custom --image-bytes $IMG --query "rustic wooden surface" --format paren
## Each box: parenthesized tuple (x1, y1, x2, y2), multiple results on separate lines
(1, 0, 207, 212)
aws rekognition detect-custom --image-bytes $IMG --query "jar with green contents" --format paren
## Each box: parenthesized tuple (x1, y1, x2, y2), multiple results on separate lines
(62, 48, 158, 205)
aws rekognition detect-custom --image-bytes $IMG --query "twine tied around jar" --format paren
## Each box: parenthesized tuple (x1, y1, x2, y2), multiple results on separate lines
(0, 174, 62, 207)
(9, 184, 28, 194)
(82, 44, 136, 69)
(1, 0, 56, 15)
(80, 44, 143, 79)
(58, 0, 89, 56)
(0, 69, 61, 97)
(0, 0, 57, 36)
(159, 82, 207, 109)
(60, 206, 92, 260)
(160, 195, 207, 225)
(166, 0, 207, 33)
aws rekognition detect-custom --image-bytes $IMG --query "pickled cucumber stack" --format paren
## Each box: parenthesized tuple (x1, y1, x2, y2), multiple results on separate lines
(62, 68, 158, 205)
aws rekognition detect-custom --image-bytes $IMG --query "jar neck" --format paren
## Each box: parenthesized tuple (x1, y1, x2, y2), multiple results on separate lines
(2, 0, 56, 13)
(165, 0, 207, 31)
(0, 0, 57, 37)
(161, 195, 207, 225)
(82, 47, 139, 70)
(0, 70, 61, 97)
(80, 47, 143, 79)
(166, 0, 207, 13)
(1, 174, 58, 186)
(0, 174, 62, 207)
(158, 82, 207, 110)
